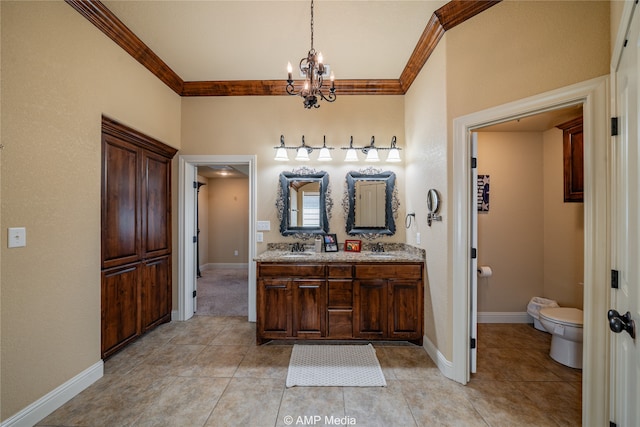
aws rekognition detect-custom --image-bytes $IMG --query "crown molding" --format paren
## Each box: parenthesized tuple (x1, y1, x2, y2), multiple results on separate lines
(65, 0, 500, 97)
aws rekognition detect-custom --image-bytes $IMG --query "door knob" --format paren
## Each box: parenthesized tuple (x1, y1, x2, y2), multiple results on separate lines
(607, 309, 636, 339)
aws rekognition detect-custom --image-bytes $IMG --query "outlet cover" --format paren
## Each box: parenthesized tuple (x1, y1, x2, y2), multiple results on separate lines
(256, 221, 271, 231)
(8, 227, 26, 248)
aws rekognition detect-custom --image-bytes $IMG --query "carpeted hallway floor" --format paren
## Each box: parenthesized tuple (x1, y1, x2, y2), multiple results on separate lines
(196, 267, 248, 317)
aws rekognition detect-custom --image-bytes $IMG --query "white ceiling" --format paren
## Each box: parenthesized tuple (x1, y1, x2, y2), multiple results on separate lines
(103, 1, 443, 82)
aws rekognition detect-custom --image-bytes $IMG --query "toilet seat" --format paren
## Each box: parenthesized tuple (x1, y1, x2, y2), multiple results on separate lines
(539, 307, 583, 328)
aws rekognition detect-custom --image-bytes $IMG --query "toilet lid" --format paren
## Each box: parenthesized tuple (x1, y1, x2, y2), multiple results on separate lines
(539, 307, 583, 327)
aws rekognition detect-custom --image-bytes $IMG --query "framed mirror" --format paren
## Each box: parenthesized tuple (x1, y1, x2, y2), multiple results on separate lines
(427, 188, 440, 214)
(343, 169, 398, 237)
(276, 167, 332, 237)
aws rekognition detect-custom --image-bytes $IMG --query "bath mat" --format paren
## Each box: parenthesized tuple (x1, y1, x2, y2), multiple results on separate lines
(286, 344, 386, 387)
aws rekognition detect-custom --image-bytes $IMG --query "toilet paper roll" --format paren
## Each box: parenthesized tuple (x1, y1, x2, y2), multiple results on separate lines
(477, 266, 493, 278)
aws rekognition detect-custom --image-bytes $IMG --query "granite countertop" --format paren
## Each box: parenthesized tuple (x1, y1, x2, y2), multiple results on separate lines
(255, 243, 425, 263)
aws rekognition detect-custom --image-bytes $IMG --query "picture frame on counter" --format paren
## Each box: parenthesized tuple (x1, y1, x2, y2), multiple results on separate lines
(344, 239, 361, 252)
(323, 234, 338, 252)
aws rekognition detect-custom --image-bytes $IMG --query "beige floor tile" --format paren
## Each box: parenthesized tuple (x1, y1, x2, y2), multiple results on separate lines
(343, 380, 417, 426)
(276, 386, 345, 427)
(204, 377, 284, 427)
(234, 345, 292, 379)
(178, 344, 251, 378)
(463, 380, 559, 427)
(133, 377, 230, 427)
(401, 377, 489, 427)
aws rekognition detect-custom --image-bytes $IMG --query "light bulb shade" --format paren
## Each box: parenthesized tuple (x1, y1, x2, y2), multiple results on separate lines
(274, 147, 289, 161)
(365, 148, 380, 162)
(386, 148, 401, 162)
(295, 147, 310, 161)
(344, 149, 358, 162)
(317, 147, 332, 161)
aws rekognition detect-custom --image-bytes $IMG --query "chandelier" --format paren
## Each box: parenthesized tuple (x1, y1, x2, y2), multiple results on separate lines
(286, 0, 336, 109)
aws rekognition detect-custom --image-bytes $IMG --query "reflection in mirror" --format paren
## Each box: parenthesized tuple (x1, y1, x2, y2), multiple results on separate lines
(276, 167, 332, 237)
(343, 168, 399, 237)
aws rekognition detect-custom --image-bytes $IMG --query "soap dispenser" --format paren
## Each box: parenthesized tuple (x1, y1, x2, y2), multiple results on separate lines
(314, 236, 323, 252)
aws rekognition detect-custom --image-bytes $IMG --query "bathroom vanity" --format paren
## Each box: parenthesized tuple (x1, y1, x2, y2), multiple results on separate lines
(255, 248, 424, 345)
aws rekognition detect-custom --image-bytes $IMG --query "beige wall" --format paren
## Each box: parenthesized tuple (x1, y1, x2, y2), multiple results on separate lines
(206, 177, 249, 265)
(0, 1, 181, 421)
(405, 0, 609, 360)
(1, 0, 614, 421)
(475, 130, 584, 313)
(180, 95, 407, 255)
(542, 128, 585, 309)
(476, 132, 545, 312)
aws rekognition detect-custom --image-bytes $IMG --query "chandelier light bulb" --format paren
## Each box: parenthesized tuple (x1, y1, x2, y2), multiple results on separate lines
(287, 62, 293, 80)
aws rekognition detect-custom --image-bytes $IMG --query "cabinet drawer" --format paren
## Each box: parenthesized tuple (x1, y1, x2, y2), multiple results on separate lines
(258, 263, 325, 278)
(328, 280, 353, 308)
(355, 264, 422, 279)
(327, 264, 353, 278)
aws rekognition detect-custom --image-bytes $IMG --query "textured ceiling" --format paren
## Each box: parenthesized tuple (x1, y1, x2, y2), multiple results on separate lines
(102, 1, 443, 82)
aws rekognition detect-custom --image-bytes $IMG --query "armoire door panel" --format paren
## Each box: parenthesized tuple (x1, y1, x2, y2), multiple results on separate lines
(101, 263, 141, 358)
(142, 152, 172, 258)
(141, 256, 171, 331)
(101, 135, 141, 268)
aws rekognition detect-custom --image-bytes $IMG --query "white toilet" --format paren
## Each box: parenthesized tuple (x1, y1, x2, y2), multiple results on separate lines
(538, 307, 583, 369)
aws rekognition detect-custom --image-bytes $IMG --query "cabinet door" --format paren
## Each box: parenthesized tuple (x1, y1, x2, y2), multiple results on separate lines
(101, 136, 141, 269)
(102, 263, 141, 358)
(353, 279, 387, 339)
(258, 279, 291, 339)
(388, 279, 422, 340)
(293, 279, 326, 338)
(141, 256, 171, 332)
(142, 151, 172, 258)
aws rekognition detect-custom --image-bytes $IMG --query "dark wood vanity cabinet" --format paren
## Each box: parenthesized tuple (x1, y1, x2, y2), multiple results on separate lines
(257, 261, 423, 345)
(257, 264, 326, 342)
(101, 117, 177, 358)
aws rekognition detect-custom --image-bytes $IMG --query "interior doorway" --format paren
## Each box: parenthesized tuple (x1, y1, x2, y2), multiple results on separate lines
(451, 77, 609, 425)
(177, 155, 257, 323)
(195, 165, 250, 317)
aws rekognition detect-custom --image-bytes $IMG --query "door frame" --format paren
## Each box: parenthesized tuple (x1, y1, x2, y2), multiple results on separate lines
(177, 154, 258, 322)
(451, 76, 610, 425)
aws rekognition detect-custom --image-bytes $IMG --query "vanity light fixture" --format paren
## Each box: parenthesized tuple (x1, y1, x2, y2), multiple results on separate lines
(274, 135, 334, 161)
(341, 136, 401, 163)
(286, 0, 336, 109)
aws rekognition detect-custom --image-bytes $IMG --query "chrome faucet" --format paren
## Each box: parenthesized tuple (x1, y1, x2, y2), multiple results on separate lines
(291, 242, 305, 252)
(372, 242, 385, 252)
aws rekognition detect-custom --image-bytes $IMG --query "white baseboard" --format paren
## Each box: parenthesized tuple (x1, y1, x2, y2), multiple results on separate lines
(422, 334, 455, 380)
(478, 312, 531, 323)
(1, 361, 103, 427)
(201, 262, 248, 270)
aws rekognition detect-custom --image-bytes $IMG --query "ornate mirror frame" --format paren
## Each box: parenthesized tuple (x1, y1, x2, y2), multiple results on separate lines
(343, 168, 399, 238)
(276, 167, 333, 238)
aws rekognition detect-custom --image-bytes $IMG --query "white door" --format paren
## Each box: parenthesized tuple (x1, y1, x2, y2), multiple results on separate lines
(611, 2, 640, 425)
(183, 162, 198, 318)
(470, 132, 479, 373)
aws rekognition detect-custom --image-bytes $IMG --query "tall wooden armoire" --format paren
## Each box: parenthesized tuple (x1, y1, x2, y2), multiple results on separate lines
(100, 116, 177, 358)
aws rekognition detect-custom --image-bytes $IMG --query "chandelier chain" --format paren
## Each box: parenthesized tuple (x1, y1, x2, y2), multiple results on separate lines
(310, 0, 314, 51)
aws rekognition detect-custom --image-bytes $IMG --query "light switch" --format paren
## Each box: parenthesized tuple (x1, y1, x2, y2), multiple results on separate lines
(256, 232, 264, 242)
(8, 227, 26, 248)
(256, 221, 271, 231)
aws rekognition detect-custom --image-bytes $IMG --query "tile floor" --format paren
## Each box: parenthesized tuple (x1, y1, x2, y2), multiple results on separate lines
(37, 319, 581, 427)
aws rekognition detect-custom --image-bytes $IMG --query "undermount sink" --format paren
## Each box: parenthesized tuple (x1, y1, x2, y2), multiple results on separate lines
(281, 252, 314, 257)
(368, 253, 395, 258)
